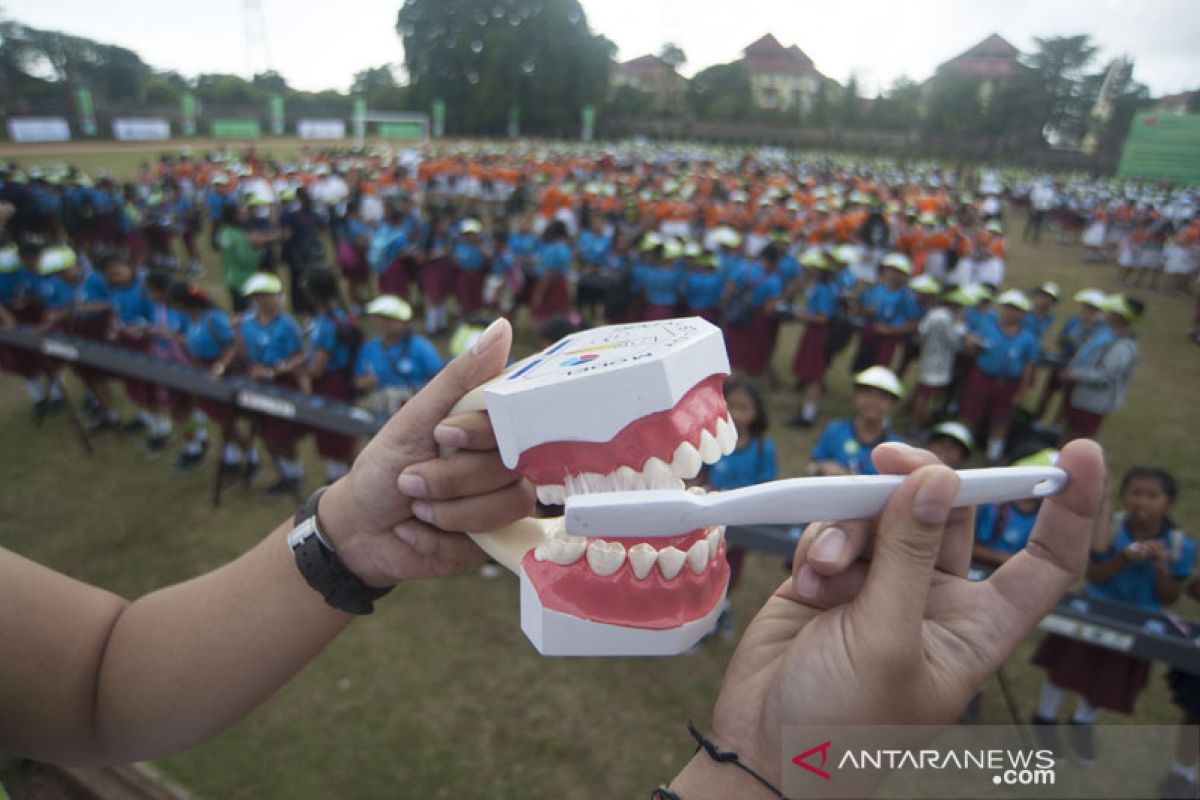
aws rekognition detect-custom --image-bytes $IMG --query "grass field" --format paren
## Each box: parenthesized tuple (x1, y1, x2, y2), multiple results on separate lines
(1, 144, 1199, 799)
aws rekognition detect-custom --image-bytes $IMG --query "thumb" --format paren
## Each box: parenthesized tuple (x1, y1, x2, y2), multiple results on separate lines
(854, 464, 960, 642)
(387, 317, 512, 440)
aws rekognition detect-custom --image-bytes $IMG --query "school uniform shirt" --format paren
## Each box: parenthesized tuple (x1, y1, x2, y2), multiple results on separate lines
(972, 316, 1038, 380)
(184, 308, 234, 360)
(1086, 513, 1196, 612)
(1057, 317, 1104, 361)
(965, 306, 997, 336)
(108, 278, 153, 326)
(147, 302, 189, 361)
(577, 230, 611, 266)
(507, 232, 540, 264)
(241, 312, 304, 367)
(39, 271, 109, 317)
(717, 252, 744, 283)
(354, 334, 444, 390)
(535, 241, 572, 278)
(708, 437, 778, 490)
(0, 268, 38, 308)
(727, 261, 784, 307)
(683, 270, 725, 312)
(860, 284, 920, 329)
(810, 419, 903, 475)
(805, 281, 839, 318)
(634, 264, 683, 306)
(308, 311, 352, 372)
(974, 502, 1039, 555)
(1022, 312, 1055, 350)
(1067, 324, 1115, 370)
(777, 253, 801, 288)
(452, 240, 486, 272)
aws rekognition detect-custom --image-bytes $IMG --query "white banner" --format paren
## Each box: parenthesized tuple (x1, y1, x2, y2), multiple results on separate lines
(7, 117, 71, 143)
(112, 117, 171, 141)
(297, 118, 347, 140)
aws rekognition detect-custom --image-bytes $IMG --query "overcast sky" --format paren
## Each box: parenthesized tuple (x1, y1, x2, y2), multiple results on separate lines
(6, 0, 1199, 97)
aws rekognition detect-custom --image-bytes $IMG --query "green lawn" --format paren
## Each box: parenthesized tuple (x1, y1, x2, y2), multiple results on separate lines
(1, 146, 1199, 799)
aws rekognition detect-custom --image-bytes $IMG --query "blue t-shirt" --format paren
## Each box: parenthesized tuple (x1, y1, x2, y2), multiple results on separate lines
(536, 241, 572, 278)
(354, 334, 444, 390)
(1086, 515, 1197, 612)
(308, 311, 352, 372)
(508, 232, 539, 262)
(577, 230, 611, 265)
(728, 262, 784, 306)
(490, 248, 515, 276)
(974, 502, 1039, 555)
(40, 271, 109, 315)
(108, 278, 152, 325)
(811, 418, 904, 475)
(778, 253, 801, 287)
(973, 316, 1039, 379)
(1069, 324, 1116, 369)
(717, 252, 743, 283)
(634, 264, 682, 306)
(708, 437, 778, 490)
(185, 308, 234, 360)
(452, 240, 486, 272)
(861, 283, 920, 328)
(806, 280, 839, 318)
(0, 269, 38, 308)
(1022, 311, 1055, 348)
(965, 307, 997, 335)
(342, 218, 369, 246)
(684, 270, 725, 311)
(241, 313, 304, 366)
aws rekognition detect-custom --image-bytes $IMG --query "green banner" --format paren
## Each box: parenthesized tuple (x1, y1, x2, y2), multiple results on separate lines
(75, 87, 97, 137)
(378, 122, 425, 141)
(432, 99, 445, 138)
(581, 105, 595, 142)
(353, 96, 366, 141)
(181, 93, 197, 136)
(507, 105, 520, 139)
(210, 119, 262, 139)
(1117, 112, 1200, 185)
(269, 94, 284, 136)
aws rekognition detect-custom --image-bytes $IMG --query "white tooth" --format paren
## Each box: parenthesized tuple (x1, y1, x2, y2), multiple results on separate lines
(687, 485, 708, 496)
(586, 539, 625, 576)
(657, 546, 686, 579)
(536, 484, 565, 505)
(534, 543, 553, 562)
(628, 543, 657, 579)
(705, 526, 724, 559)
(617, 465, 642, 491)
(716, 417, 738, 454)
(643, 456, 676, 489)
(686, 539, 709, 574)
(553, 536, 587, 564)
(670, 441, 703, 479)
(698, 429, 722, 464)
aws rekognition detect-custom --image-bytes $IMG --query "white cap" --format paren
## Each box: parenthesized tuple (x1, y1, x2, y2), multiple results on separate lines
(853, 366, 904, 399)
(366, 294, 414, 321)
(997, 289, 1031, 312)
(38, 246, 77, 275)
(880, 252, 912, 275)
(242, 273, 283, 296)
(459, 218, 483, 234)
(931, 421, 973, 453)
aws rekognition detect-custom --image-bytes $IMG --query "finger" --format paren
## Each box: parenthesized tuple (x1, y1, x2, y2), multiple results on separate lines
(853, 464, 961, 642)
(382, 318, 511, 447)
(398, 451, 523, 501)
(410, 480, 536, 533)
(793, 520, 873, 577)
(788, 560, 870, 609)
(874, 441, 974, 579)
(433, 410, 498, 451)
(987, 439, 1106, 626)
(391, 519, 487, 573)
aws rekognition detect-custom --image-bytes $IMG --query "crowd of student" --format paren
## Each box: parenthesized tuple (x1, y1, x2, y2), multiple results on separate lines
(1, 144, 1198, 793)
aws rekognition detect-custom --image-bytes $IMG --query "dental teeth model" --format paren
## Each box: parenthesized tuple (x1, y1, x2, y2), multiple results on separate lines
(448, 317, 734, 656)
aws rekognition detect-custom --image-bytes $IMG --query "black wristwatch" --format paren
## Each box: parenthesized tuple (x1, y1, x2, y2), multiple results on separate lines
(288, 486, 394, 615)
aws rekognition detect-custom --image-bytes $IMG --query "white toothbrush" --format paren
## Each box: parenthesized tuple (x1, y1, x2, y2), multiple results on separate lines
(563, 466, 1067, 538)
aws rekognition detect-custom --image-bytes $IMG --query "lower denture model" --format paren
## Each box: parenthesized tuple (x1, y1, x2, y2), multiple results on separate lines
(448, 317, 736, 656)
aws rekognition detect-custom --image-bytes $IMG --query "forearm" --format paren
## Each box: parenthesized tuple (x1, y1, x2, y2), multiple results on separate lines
(1155, 571, 1182, 605)
(669, 751, 778, 800)
(1086, 551, 1127, 584)
(89, 519, 352, 765)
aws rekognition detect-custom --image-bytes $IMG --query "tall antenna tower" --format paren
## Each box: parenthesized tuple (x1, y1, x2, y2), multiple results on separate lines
(243, 0, 274, 77)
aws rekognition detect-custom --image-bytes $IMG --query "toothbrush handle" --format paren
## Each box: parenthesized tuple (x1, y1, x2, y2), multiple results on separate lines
(702, 467, 1067, 527)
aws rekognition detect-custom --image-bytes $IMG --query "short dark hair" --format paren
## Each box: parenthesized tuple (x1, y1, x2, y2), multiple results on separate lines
(1120, 466, 1178, 502)
(96, 252, 126, 272)
(723, 375, 768, 439)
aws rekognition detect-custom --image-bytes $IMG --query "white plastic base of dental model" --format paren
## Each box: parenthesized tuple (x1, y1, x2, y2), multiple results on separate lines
(519, 569, 729, 657)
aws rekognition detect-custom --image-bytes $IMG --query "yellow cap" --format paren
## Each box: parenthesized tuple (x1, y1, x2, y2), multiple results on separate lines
(880, 252, 912, 275)
(683, 240, 704, 258)
(0, 245, 19, 273)
(1013, 448, 1059, 469)
(997, 289, 1031, 312)
(834, 244, 860, 265)
(38, 246, 77, 275)
(1036, 282, 1060, 300)
(242, 273, 283, 296)
(853, 365, 905, 399)
(944, 287, 974, 306)
(910, 275, 941, 295)
(799, 247, 832, 269)
(662, 239, 684, 260)
(985, 220, 1004, 234)
(931, 421, 973, 453)
(366, 294, 414, 322)
(639, 232, 664, 252)
(1099, 293, 1139, 322)
(713, 226, 742, 248)
(459, 218, 483, 234)
(919, 212, 938, 226)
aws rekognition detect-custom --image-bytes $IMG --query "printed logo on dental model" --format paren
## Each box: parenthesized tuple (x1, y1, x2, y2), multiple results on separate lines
(560, 354, 600, 368)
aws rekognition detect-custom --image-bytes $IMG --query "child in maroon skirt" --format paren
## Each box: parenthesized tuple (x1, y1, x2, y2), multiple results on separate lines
(1031, 467, 1196, 765)
(0, 242, 54, 414)
(420, 214, 455, 334)
(301, 268, 359, 485)
(169, 282, 236, 474)
(788, 248, 839, 428)
(451, 219, 487, 318)
(721, 244, 785, 376)
(530, 220, 573, 324)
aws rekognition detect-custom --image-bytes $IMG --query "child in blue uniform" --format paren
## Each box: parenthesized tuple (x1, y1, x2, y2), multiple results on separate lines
(634, 238, 684, 320)
(854, 252, 920, 371)
(972, 449, 1055, 566)
(810, 366, 905, 476)
(721, 244, 784, 376)
(1035, 288, 1106, 423)
(452, 218, 487, 318)
(788, 247, 840, 428)
(354, 295, 444, 407)
(0, 243, 51, 413)
(168, 282, 234, 474)
(1032, 466, 1196, 763)
(302, 268, 359, 485)
(683, 250, 725, 324)
(214, 273, 307, 496)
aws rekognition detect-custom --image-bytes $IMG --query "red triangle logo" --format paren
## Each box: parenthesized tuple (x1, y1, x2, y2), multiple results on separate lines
(792, 740, 833, 780)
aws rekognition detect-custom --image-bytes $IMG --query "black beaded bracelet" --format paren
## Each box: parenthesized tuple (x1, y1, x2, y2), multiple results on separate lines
(686, 720, 788, 799)
(650, 789, 683, 800)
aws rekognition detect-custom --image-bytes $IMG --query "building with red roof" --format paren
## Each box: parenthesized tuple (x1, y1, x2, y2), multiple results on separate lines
(612, 54, 687, 114)
(740, 34, 829, 114)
